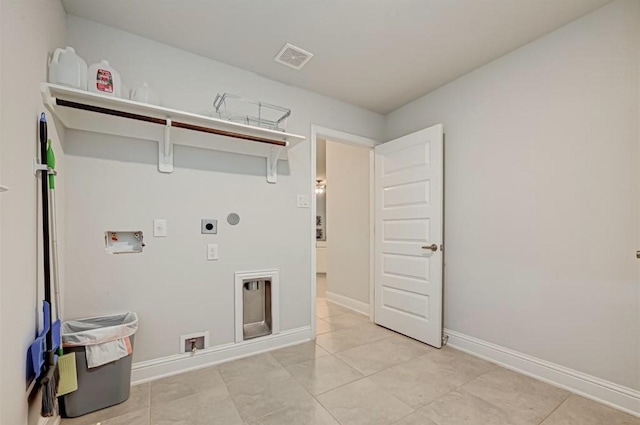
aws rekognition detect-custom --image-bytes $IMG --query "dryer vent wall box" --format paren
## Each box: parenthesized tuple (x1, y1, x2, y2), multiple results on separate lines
(105, 231, 144, 254)
(234, 270, 280, 343)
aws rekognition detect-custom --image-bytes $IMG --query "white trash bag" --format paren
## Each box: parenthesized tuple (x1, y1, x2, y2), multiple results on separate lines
(62, 312, 138, 368)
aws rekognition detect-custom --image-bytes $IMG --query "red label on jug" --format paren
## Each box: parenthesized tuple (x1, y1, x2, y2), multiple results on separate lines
(96, 69, 113, 93)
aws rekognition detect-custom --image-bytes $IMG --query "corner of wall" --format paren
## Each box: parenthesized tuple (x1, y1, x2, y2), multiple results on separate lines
(0, 1, 66, 424)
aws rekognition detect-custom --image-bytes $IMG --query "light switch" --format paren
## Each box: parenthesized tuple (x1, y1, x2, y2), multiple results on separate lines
(207, 244, 219, 261)
(153, 219, 167, 237)
(297, 194, 310, 208)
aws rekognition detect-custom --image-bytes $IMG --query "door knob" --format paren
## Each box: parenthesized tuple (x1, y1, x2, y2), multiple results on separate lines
(422, 244, 438, 252)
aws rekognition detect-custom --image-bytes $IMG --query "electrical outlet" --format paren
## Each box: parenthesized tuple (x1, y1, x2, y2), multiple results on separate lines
(153, 219, 167, 237)
(207, 244, 218, 260)
(201, 219, 218, 234)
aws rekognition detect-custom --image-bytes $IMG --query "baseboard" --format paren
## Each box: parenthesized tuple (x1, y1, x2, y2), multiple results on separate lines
(325, 291, 369, 316)
(131, 326, 311, 384)
(444, 329, 640, 418)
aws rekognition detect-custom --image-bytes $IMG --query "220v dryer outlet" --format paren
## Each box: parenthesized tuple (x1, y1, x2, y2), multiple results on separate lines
(201, 219, 218, 234)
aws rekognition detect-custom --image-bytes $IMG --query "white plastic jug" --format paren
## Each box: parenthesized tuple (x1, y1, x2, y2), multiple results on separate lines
(130, 82, 160, 105)
(49, 46, 88, 90)
(88, 60, 122, 97)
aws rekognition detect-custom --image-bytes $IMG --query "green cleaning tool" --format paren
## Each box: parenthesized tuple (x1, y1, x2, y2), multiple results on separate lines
(47, 139, 78, 397)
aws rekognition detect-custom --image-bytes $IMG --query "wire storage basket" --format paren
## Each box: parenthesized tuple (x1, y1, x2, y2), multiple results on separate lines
(212, 93, 291, 132)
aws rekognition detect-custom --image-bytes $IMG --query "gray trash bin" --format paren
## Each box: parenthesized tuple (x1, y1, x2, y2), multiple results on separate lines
(60, 312, 138, 418)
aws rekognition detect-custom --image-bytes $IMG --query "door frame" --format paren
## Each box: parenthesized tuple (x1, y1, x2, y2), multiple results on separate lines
(310, 125, 378, 339)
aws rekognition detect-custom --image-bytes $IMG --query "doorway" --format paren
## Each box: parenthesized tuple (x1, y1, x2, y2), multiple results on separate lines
(310, 126, 377, 339)
(310, 124, 445, 348)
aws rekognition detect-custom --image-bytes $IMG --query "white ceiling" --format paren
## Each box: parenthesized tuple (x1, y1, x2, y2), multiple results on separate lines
(62, 0, 612, 114)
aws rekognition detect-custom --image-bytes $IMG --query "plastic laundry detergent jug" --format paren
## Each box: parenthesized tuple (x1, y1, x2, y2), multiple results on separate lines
(88, 60, 122, 97)
(130, 82, 160, 105)
(49, 46, 88, 90)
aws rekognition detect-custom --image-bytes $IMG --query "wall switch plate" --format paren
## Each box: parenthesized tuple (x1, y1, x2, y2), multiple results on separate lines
(153, 219, 167, 237)
(201, 219, 218, 234)
(207, 244, 219, 260)
(297, 195, 310, 208)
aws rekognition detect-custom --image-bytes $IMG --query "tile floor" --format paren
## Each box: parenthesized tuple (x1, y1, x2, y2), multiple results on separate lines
(61, 281, 640, 425)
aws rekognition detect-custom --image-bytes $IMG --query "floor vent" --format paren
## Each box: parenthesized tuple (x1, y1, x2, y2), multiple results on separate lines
(274, 43, 313, 70)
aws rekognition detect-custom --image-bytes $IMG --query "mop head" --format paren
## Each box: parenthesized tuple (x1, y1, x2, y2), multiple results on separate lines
(56, 352, 78, 397)
(40, 365, 59, 417)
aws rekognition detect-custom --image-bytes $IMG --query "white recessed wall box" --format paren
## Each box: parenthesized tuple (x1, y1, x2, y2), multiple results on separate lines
(105, 231, 144, 254)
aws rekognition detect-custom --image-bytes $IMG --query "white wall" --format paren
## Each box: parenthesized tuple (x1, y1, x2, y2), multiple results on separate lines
(325, 141, 371, 305)
(386, 0, 640, 391)
(63, 16, 384, 364)
(0, 1, 67, 424)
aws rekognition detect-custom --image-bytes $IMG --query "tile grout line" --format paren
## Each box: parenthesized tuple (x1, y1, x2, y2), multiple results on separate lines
(267, 350, 344, 425)
(411, 368, 503, 419)
(536, 393, 573, 425)
(147, 382, 151, 423)
(363, 347, 497, 416)
(311, 374, 417, 424)
(292, 356, 346, 425)
(309, 337, 420, 419)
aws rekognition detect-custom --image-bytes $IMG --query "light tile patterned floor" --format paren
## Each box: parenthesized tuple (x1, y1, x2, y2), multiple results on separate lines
(61, 297, 640, 425)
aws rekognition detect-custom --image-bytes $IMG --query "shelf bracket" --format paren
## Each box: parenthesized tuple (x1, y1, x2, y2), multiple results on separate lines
(159, 118, 174, 173)
(41, 84, 56, 113)
(266, 146, 283, 184)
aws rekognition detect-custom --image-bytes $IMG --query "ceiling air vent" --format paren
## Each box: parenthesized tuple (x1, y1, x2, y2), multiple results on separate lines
(274, 43, 313, 70)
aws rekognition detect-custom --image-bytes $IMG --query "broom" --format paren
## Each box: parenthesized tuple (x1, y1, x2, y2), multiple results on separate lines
(39, 113, 59, 417)
(47, 139, 78, 398)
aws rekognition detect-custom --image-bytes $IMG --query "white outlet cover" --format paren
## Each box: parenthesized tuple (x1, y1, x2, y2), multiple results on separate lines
(297, 195, 310, 208)
(153, 219, 167, 237)
(207, 244, 219, 261)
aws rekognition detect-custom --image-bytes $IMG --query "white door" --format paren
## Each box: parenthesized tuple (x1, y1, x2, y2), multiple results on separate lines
(374, 124, 444, 347)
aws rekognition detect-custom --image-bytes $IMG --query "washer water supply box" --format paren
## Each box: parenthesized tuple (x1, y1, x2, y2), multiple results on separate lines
(105, 231, 144, 254)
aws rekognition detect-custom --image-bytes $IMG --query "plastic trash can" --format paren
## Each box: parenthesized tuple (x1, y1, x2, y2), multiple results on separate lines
(60, 312, 138, 418)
